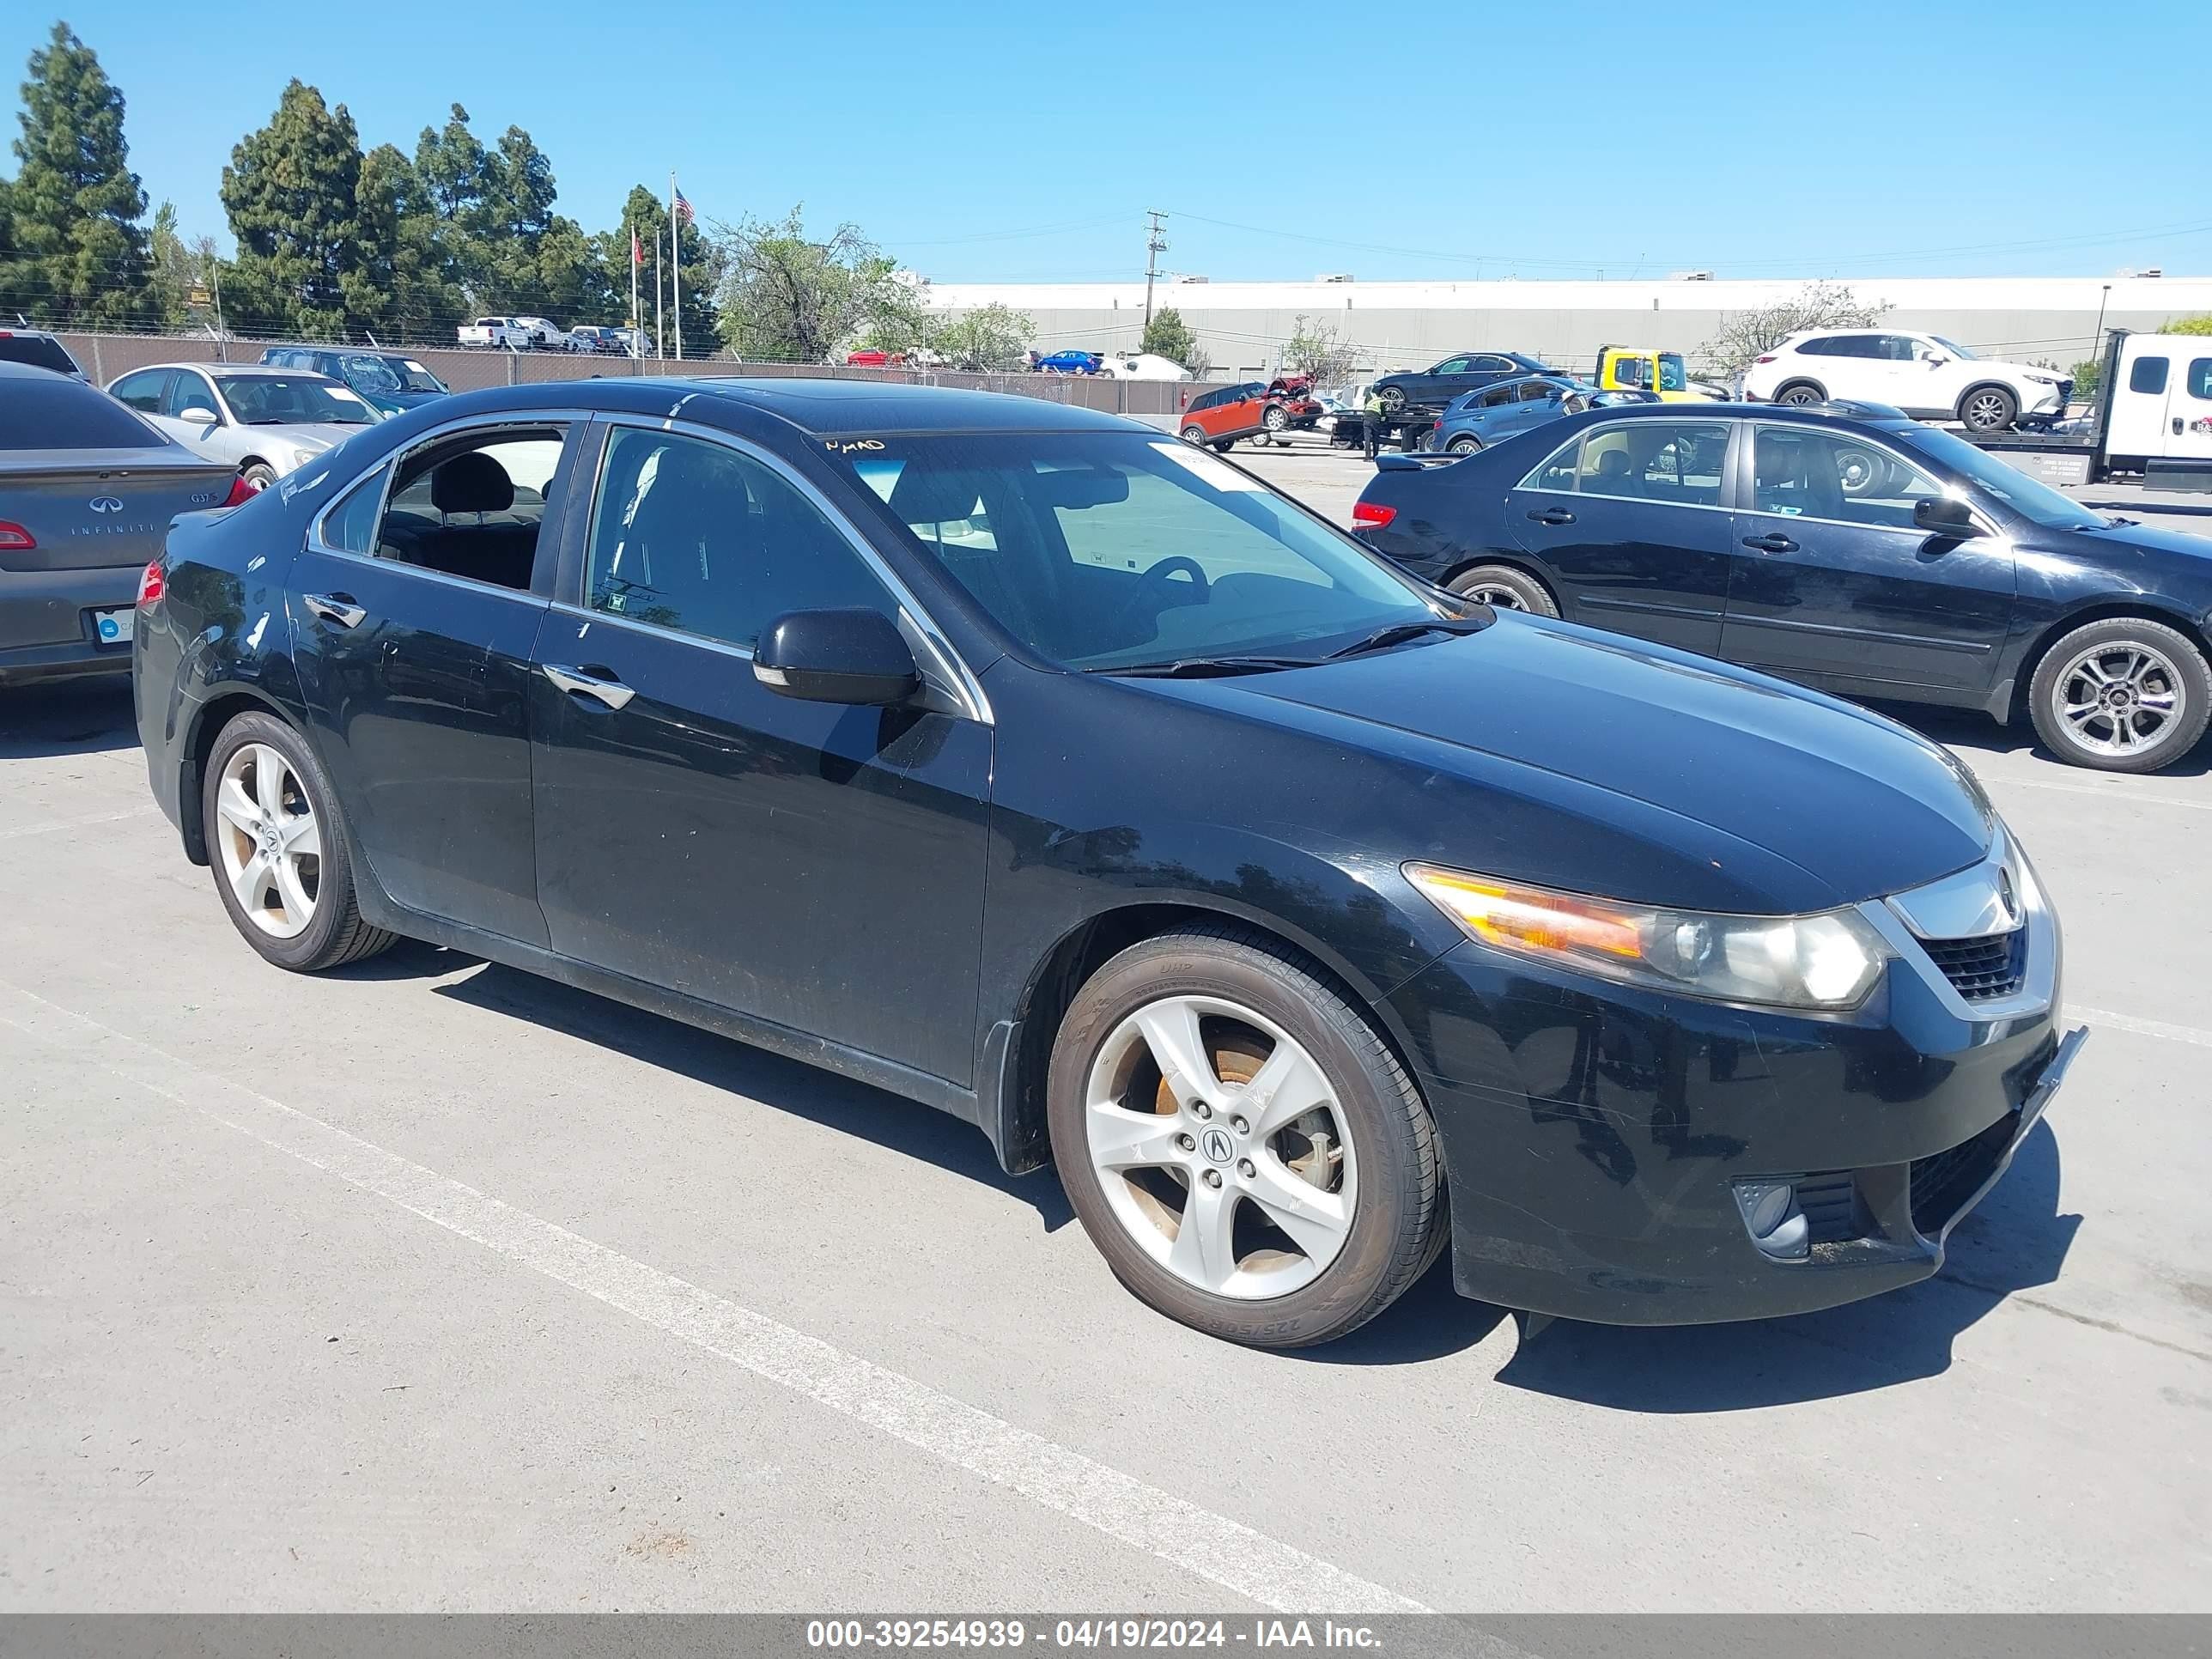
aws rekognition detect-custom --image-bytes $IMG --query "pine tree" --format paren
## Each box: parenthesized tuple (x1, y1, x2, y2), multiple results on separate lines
(352, 143, 465, 343)
(220, 79, 364, 339)
(413, 104, 494, 302)
(0, 22, 151, 327)
(608, 184, 716, 352)
(146, 200, 191, 328)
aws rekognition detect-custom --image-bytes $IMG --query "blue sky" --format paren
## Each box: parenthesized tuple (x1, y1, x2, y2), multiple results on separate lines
(9, 0, 2209, 283)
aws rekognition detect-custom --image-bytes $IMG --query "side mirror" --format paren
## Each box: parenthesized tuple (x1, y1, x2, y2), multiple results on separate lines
(1912, 496, 1983, 537)
(179, 406, 221, 425)
(753, 607, 920, 706)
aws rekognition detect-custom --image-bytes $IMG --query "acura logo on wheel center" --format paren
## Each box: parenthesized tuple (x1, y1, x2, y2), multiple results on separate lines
(88, 495, 125, 514)
(1200, 1127, 1233, 1164)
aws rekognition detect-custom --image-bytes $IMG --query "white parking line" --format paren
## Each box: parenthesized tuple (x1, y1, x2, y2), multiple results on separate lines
(2075, 1006, 2212, 1050)
(1981, 775, 2212, 814)
(0, 805, 158, 840)
(0, 979, 1430, 1617)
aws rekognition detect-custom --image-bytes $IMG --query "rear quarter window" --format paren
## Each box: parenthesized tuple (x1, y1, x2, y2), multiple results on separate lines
(0, 334, 82, 374)
(0, 378, 167, 450)
(2130, 356, 2169, 396)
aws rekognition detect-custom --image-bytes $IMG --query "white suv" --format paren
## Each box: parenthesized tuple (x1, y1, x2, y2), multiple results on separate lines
(1741, 329, 2069, 432)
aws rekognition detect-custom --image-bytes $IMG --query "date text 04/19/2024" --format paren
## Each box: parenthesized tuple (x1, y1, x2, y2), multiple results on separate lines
(803, 1619, 1386, 1650)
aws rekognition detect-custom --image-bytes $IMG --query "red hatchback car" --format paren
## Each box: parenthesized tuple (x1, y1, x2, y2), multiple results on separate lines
(1177, 381, 1271, 450)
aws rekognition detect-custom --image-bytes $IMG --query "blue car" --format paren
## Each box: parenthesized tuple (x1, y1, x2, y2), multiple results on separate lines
(1429, 374, 1650, 453)
(1033, 349, 1103, 375)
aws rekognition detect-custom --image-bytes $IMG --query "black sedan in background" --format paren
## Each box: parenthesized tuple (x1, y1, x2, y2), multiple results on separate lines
(1370, 349, 1553, 415)
(136, 379, 2077, 1346)
(1353, 400, 2212, 773)
(0, 361, 247, 688)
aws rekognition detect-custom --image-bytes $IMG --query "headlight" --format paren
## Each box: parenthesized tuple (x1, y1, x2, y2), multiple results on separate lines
(2024, 373, 2060, 386)
(1405, 864, 1888, 1010)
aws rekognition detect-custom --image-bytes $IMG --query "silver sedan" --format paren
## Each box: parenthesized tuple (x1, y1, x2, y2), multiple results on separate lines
(104, 362, 380, 491)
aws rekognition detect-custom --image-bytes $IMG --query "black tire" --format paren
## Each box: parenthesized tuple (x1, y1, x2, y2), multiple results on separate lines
(2027, 617, 2212, 774)
(1958, 384, 2018, 433)
(1774, 380, 1826, 406)
(1047, 925, 1443, 1349)
(240, 462, 278, 493)
(1213, 439, 1237, 453)
(1180, 424, 1207, 445)
(201, 710, 397, 971)
(1448, 563, 1559, 617)
(1376, 385, 1407, 415)
(1262, 404, 1287, 432)
(1446, 434, 1481, 454)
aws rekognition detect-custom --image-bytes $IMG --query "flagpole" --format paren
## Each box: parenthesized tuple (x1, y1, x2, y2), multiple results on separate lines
(629, 221, 641, 372)
(669, 171, 684, 362)
(654, 230, 665, 361)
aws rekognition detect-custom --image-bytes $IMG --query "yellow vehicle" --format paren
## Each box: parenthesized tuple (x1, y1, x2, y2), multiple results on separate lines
(1593, 344, 1723, 403)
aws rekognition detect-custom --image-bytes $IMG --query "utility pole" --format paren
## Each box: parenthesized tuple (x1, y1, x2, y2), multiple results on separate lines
(1142, 210, 1168, 329)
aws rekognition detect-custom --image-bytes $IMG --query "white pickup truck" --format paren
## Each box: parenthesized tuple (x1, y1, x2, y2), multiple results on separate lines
(458, 315, 586, 351)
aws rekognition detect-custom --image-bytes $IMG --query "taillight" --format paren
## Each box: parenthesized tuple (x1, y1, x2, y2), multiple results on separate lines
(1753, 355, 1777, 364)
(0, 520, 33, 550)
(222, 474, 256, 507)
(1352, 501, 1396, 528)
(137, 560, 165, 606)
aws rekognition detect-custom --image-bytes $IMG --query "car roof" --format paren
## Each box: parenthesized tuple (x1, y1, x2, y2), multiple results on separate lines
(414, 375, 1144, 437)
(0, 358, 84, 381)
(1561, 398, 1917, 432)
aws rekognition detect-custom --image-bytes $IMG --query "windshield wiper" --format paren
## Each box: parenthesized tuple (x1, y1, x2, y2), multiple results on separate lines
(1323, 618, 1488, 660)
(1087, 654, 1323, 678)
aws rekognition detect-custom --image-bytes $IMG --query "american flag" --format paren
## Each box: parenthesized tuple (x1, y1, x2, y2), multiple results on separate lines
(630, 228, 642, 266)
(672, 188, 695, 226)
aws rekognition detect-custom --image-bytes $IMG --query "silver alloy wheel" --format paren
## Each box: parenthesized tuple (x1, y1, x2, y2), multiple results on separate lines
(213, 742, 322, 939)
(1084, 994, 1358, 1299)
(2053, 641, 2185, 757)
(1964, 390, 2010, 429)
(1460, 581, 1528, 611)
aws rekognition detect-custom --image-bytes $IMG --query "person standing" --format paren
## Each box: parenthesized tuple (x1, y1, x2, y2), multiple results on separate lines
(1360, 385, 1388, 459)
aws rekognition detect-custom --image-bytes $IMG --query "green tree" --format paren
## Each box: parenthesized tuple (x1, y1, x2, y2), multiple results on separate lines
(2165, 313, 2212, 336)
(0, 22, 150, 327)
(1139, 306, 1197, 367)
(713, 205, 910, 363)
(930, 303, 1033, 370)
(1704, 281, 1887, 376)
(1282, 313, 1355, 385)
(2069, 358, 2102, 401)
(411, 104, 494, 300)
(351, 143, 465, 343)
(145, 200, 192, 328)
(221, 79, 366, 338)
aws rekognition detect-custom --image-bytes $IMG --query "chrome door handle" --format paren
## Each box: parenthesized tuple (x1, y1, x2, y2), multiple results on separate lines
(543, 663, 635, 710)
(302, 592, 366, 629)
(1742, 533, 1798, 553)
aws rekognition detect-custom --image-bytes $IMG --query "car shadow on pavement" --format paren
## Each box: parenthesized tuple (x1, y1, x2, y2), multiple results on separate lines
(1489, 1121, 2078, 1410)
(406, 951, 1077, 1234)
(1878, 702, 2212, 779)
(0, 680, 139, 759)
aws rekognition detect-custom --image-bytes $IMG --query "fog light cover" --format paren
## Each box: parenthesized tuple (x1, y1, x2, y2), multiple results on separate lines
(1735, 1180, 1810, 1261)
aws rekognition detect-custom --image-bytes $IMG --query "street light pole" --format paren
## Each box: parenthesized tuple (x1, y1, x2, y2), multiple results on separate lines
(1142, 210, 1167, 329)
(2094, 283, 2112, 356)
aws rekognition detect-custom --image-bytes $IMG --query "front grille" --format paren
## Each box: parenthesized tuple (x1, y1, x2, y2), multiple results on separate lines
(1908, 1114, 2015, 1237)
(1918, 930, 2027, 1001)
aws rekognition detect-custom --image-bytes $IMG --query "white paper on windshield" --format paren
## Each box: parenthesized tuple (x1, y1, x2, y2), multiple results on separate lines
(1149, 441, 1264, 491)
(325, 386, 366, 405)
(403, 360, 429, 374)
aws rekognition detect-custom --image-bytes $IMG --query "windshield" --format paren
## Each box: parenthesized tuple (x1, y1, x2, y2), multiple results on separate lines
(219, 375, 376, 426)
(839, 433, 1438, 671)
(1898, 428, 2104, 531)
(1658, 354, 1686, 392)
(395, 359, 445, 392)
(340, 356, 403, 394)
(1931, 336, 1978, 362)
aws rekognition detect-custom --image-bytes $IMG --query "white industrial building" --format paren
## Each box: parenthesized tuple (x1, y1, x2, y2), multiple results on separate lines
(923, 274, 2212, 380)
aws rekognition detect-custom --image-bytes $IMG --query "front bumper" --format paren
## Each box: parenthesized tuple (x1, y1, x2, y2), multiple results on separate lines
(0, 565, 141, 687)
(1386, 832, 2081, 1325)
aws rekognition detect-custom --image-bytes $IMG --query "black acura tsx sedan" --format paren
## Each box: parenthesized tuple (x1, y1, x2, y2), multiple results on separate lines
(133, 378, 2084, 1347)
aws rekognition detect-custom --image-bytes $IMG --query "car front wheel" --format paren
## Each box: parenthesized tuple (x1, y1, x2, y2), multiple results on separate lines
(1960, 386, 2018, 432)
(202, 711, 396, 971)
(2027, 617, 2212, 773)
(1448, 563, 1559, 617)
(1180, 424, 1206, 445)
(1376, 386, 1407, 415)
(1048, 927, 1444, 1349)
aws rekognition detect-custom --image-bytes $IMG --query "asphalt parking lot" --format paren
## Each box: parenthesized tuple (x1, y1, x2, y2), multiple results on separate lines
(3, 459, 2209, 1613)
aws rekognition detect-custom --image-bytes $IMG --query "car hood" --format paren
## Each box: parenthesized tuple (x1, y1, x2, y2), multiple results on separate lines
(250, 423, 364, 453)
(1142, 616, 1993, 913)
(2078, 520, 2212, 562)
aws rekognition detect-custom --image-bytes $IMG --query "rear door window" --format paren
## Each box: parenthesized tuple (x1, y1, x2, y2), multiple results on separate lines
(108, 368, 173, 412)
(1576, 420, 1730, 507)
(2130, 356, 2170, 396)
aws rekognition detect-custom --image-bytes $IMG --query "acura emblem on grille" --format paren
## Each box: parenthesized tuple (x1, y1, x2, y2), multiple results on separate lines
(88, 495, 125, 514)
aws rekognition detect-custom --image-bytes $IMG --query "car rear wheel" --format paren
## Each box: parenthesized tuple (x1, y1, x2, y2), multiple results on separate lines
(2027, 617, 2212, 774)
(1376, 386, 1407, 415)
(1775, 381, 1825, 406)
(1448, 563, 1559, 617)
(1047, 927, 1443, 1349)
(1180, 425, 1206, 445)
(202, 711, 396, 971)
(1446, 434, 1481, 454)
(240, 462, 278, 492)
(1959, 386, 2018, 433)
